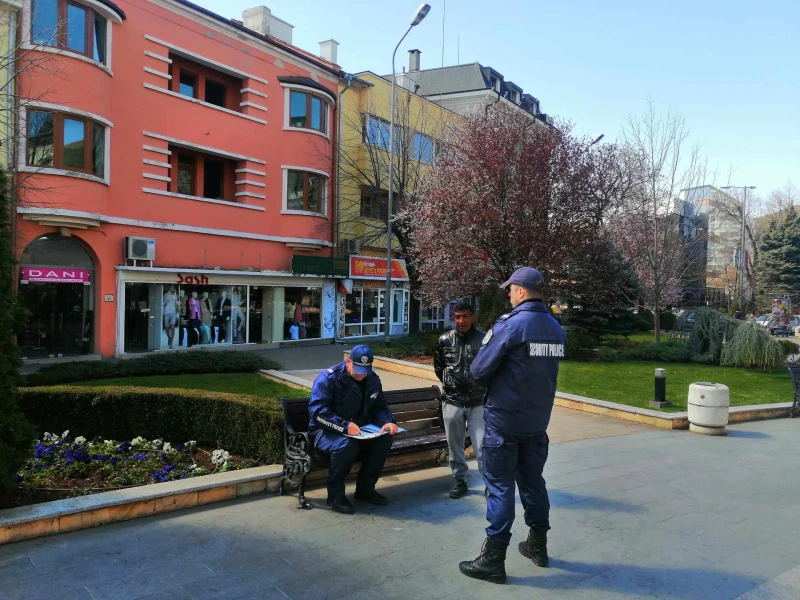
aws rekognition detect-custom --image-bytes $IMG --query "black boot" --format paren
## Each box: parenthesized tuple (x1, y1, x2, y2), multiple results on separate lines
(518, 528, 549, 567)
(450, 479, 468, 499)
(458, 537, 507, 584)
(326, 495, 354, 514)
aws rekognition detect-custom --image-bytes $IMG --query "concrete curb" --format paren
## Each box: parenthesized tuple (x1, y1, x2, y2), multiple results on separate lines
(259, 369, 313, 390)
(0, 465, 282, 546)
(363, 353, 795, 429)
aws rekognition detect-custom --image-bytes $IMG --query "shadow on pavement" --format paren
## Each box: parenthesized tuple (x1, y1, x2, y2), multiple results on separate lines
(725, 429, 772, 439)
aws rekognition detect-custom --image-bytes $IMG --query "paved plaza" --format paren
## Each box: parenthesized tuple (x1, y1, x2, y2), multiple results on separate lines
(3, 416, 800, 599)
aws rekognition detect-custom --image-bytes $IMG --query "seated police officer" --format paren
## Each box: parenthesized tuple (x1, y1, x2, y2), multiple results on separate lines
(459, 267, 565, 584)
(309, 346, 399, 514)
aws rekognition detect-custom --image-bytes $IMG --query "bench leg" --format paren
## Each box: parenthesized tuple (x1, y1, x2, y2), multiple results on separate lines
(297, 473, 311, 510)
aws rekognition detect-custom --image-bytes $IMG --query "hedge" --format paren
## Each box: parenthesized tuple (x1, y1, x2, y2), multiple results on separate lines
(22, 350, 282, 387)
(18, 386, 285, 463)
(619, 341, 693, 363)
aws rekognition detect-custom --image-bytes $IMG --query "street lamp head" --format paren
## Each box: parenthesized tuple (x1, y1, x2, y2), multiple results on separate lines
(411, 4, 431, 26)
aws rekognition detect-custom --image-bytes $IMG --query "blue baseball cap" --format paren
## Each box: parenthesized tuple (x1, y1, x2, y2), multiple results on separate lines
(500, 267, 545, 291)
(350, 345, 374, 374)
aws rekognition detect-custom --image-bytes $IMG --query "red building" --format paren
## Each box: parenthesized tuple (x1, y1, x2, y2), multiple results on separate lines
(16, 0, 342, 358)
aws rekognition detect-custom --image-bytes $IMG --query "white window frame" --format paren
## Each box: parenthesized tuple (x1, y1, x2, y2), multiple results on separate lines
(23, 0, 119, 75)
(281, 165, 329, 217)
(18, 103, 112, 185)
(281, 84, 334, 140)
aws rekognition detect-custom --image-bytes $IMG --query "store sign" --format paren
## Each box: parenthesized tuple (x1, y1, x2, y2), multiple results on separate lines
(292, 255, 349, 277)
(21, 267, 90, 284)
(349, 256, 409, 281)
(177, 274, 209, 285)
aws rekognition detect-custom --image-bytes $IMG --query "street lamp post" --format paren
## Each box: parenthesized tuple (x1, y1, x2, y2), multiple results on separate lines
(721, 185, 756, 316)
(384, 3, 431, 343)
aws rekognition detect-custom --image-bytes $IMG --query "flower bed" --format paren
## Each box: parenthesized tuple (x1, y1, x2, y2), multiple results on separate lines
(3, 431, 251, 510)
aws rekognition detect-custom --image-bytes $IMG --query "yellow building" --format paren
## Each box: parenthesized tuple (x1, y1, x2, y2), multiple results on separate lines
(335, 71, 462, 339)
(0, 0, 21, 171)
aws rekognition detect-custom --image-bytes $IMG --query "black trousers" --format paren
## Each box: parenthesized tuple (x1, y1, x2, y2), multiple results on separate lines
(313, 430, 394, 496)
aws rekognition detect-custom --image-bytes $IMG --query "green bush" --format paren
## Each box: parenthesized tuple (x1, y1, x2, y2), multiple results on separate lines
(371, 330, 444, 359)
(566, 330, 599, 360)
(18, 386, 284, 462)
(720, 322, 785, 370)
(778, 340, 800, 357)
(22, 351, 282, 387)
(619, 340, 692, 363)
(635, 310, 654, 332)
(596, 346, 618, 362)
(659, 312, 677, 331)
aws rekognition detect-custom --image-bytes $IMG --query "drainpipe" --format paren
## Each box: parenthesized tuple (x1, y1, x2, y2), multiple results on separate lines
(336, 73, 355, 258)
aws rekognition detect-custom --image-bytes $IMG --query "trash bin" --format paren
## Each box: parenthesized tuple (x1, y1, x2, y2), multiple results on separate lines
(688, 382, 729, 435)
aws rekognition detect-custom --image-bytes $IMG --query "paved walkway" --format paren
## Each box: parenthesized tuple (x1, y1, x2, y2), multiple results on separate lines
(285, 368, 652, 446)
(3, 417, 800, 599)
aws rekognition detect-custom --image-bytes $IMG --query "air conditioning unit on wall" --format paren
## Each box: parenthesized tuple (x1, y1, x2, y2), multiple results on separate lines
(125, 236, 156, 261)
(340, 239, 361, 255)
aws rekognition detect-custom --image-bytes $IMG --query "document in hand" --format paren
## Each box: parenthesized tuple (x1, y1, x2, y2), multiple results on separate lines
(344, 423, 407, 440)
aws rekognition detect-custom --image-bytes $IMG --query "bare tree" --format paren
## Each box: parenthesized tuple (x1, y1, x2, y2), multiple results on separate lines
(324, 76, 446, 293)
(767, 180, 800, 218)
(614, 98, 707, 342)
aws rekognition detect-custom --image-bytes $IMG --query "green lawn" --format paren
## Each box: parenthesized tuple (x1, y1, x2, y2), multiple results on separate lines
(558, 361, 793, 412)
(69, 373, 308, 398)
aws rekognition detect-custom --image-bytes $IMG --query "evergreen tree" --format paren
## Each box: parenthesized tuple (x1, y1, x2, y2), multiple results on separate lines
(561, 237, 641, 337)
(0, 167, 35, 491)
(757, 206, 800, 307)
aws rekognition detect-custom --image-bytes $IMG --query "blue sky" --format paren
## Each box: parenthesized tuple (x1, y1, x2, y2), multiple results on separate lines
(199, 0, 799, 201)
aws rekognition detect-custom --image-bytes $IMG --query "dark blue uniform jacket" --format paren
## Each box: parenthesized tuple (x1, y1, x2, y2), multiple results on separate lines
(470, 299, 566, 435)
(308, 361, 395, 435)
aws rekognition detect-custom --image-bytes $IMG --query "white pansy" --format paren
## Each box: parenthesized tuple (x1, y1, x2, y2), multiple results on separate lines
(152, 439, 163, 449)
(74, 436, 86, 444)
(211, 449, 231, 466)
(61, 430, 70, 439)
(163, 443, 173, 453)
(186, 440, 197, 449)
(131, 437, 144, 446)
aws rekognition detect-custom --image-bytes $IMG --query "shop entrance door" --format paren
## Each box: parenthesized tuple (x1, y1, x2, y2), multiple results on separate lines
(124, 283, 156, 353)
(18, 283, 89, 358)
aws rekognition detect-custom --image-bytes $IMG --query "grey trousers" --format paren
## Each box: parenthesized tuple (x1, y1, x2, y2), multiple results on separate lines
(442, 402, 485, 480)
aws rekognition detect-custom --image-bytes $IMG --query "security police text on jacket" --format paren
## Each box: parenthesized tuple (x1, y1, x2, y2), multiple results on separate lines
(309, 361, 395, 435)
(434, 326, 486, 407)
(470, 298, 565, 435)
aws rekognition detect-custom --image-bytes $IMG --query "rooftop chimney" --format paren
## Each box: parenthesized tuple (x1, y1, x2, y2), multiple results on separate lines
(243, 6, 271, 35)
(319, 39, 339, 64)
(409, 49, 421, 72)
(242, 5, 294, 44)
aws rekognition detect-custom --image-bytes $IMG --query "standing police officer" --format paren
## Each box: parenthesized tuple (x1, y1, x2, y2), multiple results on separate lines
(458, 268, 565, 584)
(309, 346, 399, 514)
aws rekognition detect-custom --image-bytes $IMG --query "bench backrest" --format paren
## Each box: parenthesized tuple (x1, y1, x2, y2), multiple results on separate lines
(281, 386, 443, 433)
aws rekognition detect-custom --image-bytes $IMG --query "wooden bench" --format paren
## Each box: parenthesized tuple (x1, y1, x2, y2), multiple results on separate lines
(787, 363, 800, 418)
(279, 386, 463, 509)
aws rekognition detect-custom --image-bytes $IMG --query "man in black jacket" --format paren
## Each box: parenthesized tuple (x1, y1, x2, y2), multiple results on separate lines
(434, 302, 486, 499)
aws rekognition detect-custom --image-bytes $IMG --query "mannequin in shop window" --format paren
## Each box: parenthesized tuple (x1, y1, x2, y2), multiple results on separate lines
(216, 290, 231, 343)
(178, 289, 187, 347)
(232, 286, 246, 343)
(186, 291, 201, 347)
(163, 286, 179, 349)
(200, 291, 213, 344)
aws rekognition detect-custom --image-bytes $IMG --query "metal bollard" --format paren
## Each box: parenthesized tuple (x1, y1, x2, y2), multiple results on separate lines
(649, 368, 671, 408)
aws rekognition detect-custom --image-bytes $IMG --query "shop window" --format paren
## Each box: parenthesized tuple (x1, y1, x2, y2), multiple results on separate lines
(27, 110, 105, 177)
(169, 55, 241, 111)
(288, 90, 328, 134)
(284, 287, 322, 339)
(169, 146, 235, 202)
(286, 170, 326, 214)
(31, 0, 109, 65)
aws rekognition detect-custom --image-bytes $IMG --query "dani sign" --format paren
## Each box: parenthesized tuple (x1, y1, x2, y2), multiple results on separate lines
(21, 268, 91, 284)
(349, 256, 409, 281)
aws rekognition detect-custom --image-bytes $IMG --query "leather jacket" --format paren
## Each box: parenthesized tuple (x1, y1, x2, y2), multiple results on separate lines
(434, 327, 486, 407)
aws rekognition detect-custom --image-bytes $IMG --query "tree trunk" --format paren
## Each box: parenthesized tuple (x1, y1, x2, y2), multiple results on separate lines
(654, 304, 661, 344)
